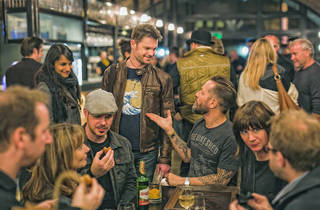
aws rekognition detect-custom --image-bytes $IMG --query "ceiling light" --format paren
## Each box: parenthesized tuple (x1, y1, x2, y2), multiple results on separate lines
(156, 19, 164, 27)
(177, 26, 184, 34)
(168, 23, 175, 31)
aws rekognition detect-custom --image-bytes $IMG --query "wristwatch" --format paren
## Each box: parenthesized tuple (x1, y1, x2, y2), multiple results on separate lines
(184, 177, 190, 186)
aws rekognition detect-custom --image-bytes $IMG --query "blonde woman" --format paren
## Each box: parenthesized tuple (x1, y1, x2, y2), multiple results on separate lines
(237, 38, 298, 114)
(22, 123, 92, 208)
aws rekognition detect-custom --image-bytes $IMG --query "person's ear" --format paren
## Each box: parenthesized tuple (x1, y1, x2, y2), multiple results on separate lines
(83, 109, 88, 117)
(209, 97, 218, 109)
(276, 152, 287, 168)
(130, 40, 136, 50)
(32, 48, 38, 55)
(11, 127, 28, 149)
(305, 49, 310, 57)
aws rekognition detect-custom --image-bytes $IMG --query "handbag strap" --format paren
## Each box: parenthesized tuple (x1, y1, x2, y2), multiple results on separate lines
(272, 64, 281, 81)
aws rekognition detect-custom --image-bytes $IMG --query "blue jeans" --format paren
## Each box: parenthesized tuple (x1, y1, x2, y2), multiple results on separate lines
(133, 149, 158, 182)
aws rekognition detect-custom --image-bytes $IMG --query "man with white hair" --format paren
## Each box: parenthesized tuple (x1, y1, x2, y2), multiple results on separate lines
(289, 38, 320, 120)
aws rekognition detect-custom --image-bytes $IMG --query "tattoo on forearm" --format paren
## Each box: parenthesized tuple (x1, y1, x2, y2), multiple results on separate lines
(199, 168, 234, 185)
(171, 134, 191, 162)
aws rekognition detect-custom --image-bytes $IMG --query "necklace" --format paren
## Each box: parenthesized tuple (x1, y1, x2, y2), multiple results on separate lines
(129, 58, 143, 69)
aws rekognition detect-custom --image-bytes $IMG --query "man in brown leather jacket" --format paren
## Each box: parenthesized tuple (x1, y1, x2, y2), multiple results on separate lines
(102, 24, 175, 181)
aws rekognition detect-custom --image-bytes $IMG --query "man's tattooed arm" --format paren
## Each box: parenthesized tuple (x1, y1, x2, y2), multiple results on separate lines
(168, 133, 191, 163)
(189, 168, 235, 186)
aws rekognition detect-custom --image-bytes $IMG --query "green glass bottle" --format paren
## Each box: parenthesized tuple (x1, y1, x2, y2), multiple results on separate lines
(137, 160, 149, 210)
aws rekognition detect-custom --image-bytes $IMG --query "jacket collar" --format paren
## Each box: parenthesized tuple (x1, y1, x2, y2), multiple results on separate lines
(184, 46, 216, 57)
(125, 57, 151, 76)
(273, 166, 320, 207)
(0, 170, 16, 192)
(107, 131, 123, 149)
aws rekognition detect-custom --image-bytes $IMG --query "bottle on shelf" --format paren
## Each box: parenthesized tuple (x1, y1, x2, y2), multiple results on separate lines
(136, 160, 149, 210)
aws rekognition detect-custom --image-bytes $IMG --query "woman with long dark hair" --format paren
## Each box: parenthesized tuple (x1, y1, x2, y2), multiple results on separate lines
(35, 44, 81, 124)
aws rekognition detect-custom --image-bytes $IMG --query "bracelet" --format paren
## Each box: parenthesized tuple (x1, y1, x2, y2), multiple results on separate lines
(184, 177, 190, 186)
(167, 130, 177, 139)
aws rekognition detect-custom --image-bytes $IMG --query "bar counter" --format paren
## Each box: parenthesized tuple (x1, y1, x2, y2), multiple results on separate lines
(149, 185, 239, 210)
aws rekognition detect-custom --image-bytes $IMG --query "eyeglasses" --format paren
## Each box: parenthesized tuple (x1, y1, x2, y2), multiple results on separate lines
(263, 146, 278, 153)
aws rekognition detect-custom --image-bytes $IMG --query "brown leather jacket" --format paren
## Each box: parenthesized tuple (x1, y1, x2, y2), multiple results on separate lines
(102, 60, 175, 164)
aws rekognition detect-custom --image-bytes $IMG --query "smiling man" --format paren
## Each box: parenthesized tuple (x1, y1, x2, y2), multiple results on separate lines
(289, 38, 320, 120)
(146, 76, 239, 186)
(102, 24, 175, 181)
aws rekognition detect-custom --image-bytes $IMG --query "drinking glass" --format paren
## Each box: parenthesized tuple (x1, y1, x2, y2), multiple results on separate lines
(191, 192, 206, 210)
(178, 187, 194, 210)
(117, 201, 136, 210)
(149, 183, 162, 203)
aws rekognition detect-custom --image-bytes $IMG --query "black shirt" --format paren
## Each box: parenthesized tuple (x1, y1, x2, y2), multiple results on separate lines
(255, 160, 286, 201)
(97, 60, 111, 76)
(119, 67, 142, 152)
(293, 62, 320, 114)
(6, 58, 42, 88)
(88, 137, 115, 209)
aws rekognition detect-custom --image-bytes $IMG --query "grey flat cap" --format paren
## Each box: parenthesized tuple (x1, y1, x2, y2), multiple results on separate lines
(84, 89, 118, 115)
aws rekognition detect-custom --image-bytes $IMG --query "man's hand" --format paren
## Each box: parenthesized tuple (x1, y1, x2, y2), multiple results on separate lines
(90, 149, 115, 178)
(229, 200, 247, 210)
(72, 178, 105, 210)
(166, 172, 185, 186)
(157, 163, 171, 177)
(146, 110, 174, 135)
(247, 193, 273, 210)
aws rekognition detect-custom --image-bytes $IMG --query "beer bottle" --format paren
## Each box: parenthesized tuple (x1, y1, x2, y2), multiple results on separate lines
(137, 160, 149, 209)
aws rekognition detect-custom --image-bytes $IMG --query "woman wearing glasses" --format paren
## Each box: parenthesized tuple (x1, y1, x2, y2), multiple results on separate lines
(233, 101, 286, 202)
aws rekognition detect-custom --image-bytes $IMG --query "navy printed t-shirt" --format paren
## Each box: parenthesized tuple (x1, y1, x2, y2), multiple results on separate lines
(119, 67, 142, 151)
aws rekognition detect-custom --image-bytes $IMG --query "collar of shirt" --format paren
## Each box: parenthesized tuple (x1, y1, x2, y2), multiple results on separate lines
(272, 171, 309, 205)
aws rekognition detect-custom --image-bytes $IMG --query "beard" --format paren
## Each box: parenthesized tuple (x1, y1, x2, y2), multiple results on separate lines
(192, 102, 209, 114)
(134, 54, 152, 66)
(23, 158, 40, 169)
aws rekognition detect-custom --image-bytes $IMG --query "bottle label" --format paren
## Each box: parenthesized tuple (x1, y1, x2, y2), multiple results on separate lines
(139, 187, 149, 205)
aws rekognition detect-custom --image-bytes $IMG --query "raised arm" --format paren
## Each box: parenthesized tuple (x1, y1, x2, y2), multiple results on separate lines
(146, 110, 191, 163)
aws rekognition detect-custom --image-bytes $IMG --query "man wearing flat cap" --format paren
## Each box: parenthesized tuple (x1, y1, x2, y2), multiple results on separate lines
(80, 89, 137, 210)
(176, 30, 231, 175)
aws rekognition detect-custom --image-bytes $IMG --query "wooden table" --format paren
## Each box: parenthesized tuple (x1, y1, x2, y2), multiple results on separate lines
(149, 185, 239, 210)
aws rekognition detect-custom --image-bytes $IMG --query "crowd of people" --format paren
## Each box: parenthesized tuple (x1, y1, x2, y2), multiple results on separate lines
(1, 22, 320, 210)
